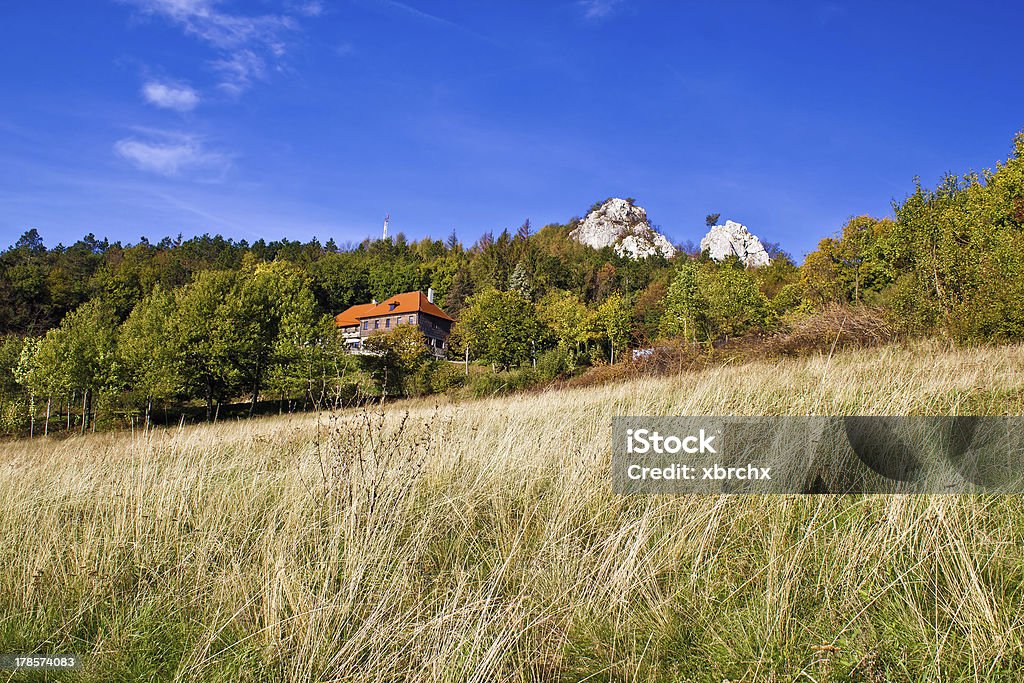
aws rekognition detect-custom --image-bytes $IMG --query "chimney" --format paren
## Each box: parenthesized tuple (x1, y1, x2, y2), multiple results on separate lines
(427, 288, 434, 304)
(371, 298, 378, 305)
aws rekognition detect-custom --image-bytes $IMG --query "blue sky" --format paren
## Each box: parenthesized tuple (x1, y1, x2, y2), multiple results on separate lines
(2, 1, 1022, 260)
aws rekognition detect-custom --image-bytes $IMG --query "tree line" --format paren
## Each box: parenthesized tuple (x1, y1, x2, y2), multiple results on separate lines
(1, 131, 1022, 436)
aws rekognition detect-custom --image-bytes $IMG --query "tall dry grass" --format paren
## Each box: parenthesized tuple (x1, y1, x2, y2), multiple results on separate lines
(2, 342, 1024, 681)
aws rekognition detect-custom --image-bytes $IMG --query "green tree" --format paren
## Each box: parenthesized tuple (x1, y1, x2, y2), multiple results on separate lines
(703, 265, 773, 340)
(537, 290, 598, 357)
(0, 335, 31, 434)
(508, 261, 533, 299)
(308, 251, 370, 313)
(171, 270, 238, 420)
(31, 300, 121, 431)
(119, 287, 181, 425)
(361, 323, 431, 396)
(597, 294, 631, 363)
(0, 229, 52, 333)
(659, 260, 709, 342)
(266, 314, 350, 408)
(660, 262, 772, 343)
(454, 289, 540, 370)
(222, 260, 322, 414)
(801, 237, 846, 305)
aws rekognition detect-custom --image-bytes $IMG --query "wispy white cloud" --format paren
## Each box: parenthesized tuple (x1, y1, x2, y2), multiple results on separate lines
(142, 80, 200, 111)
(123, 0, 302, 94)
(292, 0, 323, 17)
(210, 50, 265, 95)
(366, 0, 494, 43)
(578, 0, 621, 21)
(126, 0, 292, 51)
(114, 130, 230, 178)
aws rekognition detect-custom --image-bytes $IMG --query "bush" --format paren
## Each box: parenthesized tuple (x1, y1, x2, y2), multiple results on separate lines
(536, 348, 570, 381)
(766, 305, 894, 356)
(627, 339, 703, 376)
(399, 361, 470, 397)
(468, 367, 541, 397)
(771, 282, 810, 316)
(0, 398, 28, 436)
(878, 274, 940, 338)
(429, 362, 467, 394)
(405, 362, 435, 398)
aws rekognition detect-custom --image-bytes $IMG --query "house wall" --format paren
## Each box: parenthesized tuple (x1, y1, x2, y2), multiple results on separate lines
(339, 325, 361, 349)
(418, 314, 452, 355)
(357, 312, 420, 337)
(353, 311, 452, 356)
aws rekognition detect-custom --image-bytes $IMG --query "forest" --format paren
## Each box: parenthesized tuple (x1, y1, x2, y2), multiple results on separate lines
(1, 132, 1022, 436)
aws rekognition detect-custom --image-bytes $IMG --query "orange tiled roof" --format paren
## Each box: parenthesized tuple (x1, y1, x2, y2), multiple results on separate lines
(334, 303, 378, 327)
(362, 291, 455, 322)
(334, 292, 454, 327)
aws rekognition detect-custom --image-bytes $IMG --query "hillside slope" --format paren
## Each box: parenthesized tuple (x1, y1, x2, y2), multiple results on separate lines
(2, 343, 1024, 681)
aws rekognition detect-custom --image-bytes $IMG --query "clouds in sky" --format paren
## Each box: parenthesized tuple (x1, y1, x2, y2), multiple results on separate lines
(210, 49, 265, 96)
(114, 131, 229, 178)
(142, 81, 200, 111)
(116, 0, 321, 179)
(126, 0, 293, 51)
(578, 0, 621, 21)
(124, 0, 297, 94)
(292, 1, 323, 17)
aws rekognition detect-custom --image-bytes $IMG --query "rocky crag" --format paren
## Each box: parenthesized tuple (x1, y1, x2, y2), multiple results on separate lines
(568, 198, 676, 259)
(699, 220, 771, 267)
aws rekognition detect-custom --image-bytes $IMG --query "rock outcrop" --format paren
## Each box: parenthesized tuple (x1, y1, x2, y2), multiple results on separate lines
(569, 198, 676, 259)
(700, 220, 771, 267)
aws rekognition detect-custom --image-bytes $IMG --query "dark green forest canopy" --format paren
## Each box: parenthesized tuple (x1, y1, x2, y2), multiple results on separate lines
(0, 220, 679, 337)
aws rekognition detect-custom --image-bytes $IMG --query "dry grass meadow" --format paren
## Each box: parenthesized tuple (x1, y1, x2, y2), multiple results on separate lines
(3, 342, 1024, 681)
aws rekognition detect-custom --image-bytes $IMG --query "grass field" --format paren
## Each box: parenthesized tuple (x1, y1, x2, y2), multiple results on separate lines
(3, 342, 1024, 681)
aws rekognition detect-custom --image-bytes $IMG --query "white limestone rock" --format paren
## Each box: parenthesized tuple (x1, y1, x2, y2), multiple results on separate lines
(700, 220, 771, 268)
(569, 198, 676, 259)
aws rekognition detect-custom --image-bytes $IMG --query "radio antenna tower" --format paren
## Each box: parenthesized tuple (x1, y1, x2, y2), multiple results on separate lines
(382, 213, 390, 241)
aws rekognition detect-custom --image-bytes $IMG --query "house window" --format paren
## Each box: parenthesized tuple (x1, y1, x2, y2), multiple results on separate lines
(385, 318, 391, 328)
(408, 315, 414, 324)
(362, 321, 368, 330)
(374, 320, 379, 329)
(389, 303, 398, 311)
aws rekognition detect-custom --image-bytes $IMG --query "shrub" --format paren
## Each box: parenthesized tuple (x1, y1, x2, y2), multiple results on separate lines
(627, 339, 703, 376)
(877, 274, 940, 338)
(0, 398, 28, 436)
(405, 362, 435, 398)
(766, 305, 894, 356)
(429, 362, 467, 394)
(771, 282, 810, 316)
(536, 348, 570, 381)
(468, 367, 541, 397)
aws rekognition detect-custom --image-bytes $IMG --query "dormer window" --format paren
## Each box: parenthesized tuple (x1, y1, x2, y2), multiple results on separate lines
(389, 302, 398, 311)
